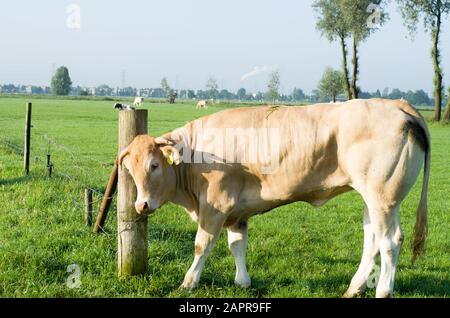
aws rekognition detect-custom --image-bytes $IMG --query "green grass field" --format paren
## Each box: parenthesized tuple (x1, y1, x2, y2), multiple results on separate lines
(0, 97, 448, 298)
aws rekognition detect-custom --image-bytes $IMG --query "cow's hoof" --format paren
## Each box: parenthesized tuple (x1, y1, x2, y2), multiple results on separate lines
(342, 288, 362, 298)
(180, 278, 198, 290)
(235, 278, 251, 288)
(179, 284, 194, 291)
(376, 291, 392, 298)
(179, 283, 196, 291)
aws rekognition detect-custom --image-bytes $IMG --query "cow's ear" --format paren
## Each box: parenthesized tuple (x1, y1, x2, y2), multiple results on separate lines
(159, 145, 181, 166)
(155, 137, 181, 166)
(160, 146, 181, 166)
(118, 146, 130, 167)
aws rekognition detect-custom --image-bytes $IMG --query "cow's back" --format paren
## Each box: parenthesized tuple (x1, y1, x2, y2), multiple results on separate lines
(175, 99, 420, 220)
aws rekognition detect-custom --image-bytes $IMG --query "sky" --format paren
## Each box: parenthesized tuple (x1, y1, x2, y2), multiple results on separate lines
(0, 0, 449, 94)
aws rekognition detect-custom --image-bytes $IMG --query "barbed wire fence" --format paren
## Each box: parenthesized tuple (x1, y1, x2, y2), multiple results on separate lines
(0, 124, 117, 237)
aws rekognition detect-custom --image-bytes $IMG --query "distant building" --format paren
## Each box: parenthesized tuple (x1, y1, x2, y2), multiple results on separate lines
(41, 86, 50, 94)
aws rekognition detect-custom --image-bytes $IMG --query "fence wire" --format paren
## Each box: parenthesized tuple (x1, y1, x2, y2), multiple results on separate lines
(0, 137, 24, 156)
(0, 126, 117, 238)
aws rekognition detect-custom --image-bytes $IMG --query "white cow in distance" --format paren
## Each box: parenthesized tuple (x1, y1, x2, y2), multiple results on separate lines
(134, 97, 144, 107)
(196, 100, 208, 109)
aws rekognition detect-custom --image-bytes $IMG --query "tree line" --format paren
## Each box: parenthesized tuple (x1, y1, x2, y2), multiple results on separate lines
(3, 0, 450, 121)
(313, 0, 450, 122)
(1, 72, 441, 108)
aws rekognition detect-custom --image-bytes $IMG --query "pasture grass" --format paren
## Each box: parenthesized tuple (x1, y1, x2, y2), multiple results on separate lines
(0, 97, 448, 298)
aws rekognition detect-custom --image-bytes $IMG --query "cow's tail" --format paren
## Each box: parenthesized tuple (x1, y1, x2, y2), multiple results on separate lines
(408, 116, 431, 265)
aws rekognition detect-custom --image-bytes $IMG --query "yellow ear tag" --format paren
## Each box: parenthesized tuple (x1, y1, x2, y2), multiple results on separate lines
(166, 154, 174, 166)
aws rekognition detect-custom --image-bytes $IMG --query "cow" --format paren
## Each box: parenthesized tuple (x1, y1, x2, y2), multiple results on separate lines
(134, 97, 144, 107)
(114, 103, 135, 111)
(196, 100, 208, 109)
(168, 92, 178, 104)
(117, 98, 430, 298)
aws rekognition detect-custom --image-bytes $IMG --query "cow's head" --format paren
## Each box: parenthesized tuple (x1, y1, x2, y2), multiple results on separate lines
(118, 134, 181, 215)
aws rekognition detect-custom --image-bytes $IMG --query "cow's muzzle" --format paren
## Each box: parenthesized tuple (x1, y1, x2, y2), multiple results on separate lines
(134, 201, 156, 215)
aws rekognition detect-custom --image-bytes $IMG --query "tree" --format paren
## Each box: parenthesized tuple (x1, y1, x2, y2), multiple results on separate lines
(187, 90, 196, 99)
(51, 66, 72, 95)
(318, 67, 344, 102)
(161, 77, 171, 98)
(96, 84, 112, 96)
(310, 89, 321, 102)
(410, 89, 432, 105)
(266, 71, 280, 103)
(219, 89, 235, 100)
(118, 86, 136, 97)
(397, 0, 450, 121)
(196, 90, 207, 99)
(313, 0, 352, 99)
(292, 88, 306, 101)
(31, 86, 44, 94)
(237, 88, 247, 100)
(444, 87, 450, 122)
(389, 88, 404, 100)
(150, 88, 164, 98)
(340, 0, 389, 99)
(206, 77, 219, 99)
(79, 88, 89, 96)
(313, 0, 388, 100)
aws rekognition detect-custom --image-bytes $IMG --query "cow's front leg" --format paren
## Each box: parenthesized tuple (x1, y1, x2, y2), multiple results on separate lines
(181, 221, 222, 290)
(227, 221, 251, 288)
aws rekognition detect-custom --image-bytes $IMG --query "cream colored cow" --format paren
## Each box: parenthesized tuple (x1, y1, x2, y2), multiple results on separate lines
(196, 100, 208, 109)
(118, 99, 430, 298)
(133, 97, 144, 107)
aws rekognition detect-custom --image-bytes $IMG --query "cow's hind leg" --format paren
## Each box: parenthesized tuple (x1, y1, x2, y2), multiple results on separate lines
(227, 221, 251, 288)
(181, 220, 223, 290)
(370, 205, 403, 298)
(345, 202, 403, 298)
(343, 204, 379, 298)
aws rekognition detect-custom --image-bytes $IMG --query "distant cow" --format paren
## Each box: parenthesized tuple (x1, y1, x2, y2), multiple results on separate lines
(114, 103, 135, 111)
(168, 92, 178, 104)
(196, 100, 208, 109)
(118, 99, 430, 298)
(134, 97, 144, 107)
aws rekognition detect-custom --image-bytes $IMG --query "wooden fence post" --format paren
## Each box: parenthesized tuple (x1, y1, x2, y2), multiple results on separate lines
(117, 110, 148, 277)
(24, 102, 32, 175)
(84, 188, 93, 226)
(92, 161, 118, 233)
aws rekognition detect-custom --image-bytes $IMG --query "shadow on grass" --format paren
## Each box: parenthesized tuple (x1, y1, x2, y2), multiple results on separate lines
(0, 175, 30, 186)
(301, 270, 450, 298)
(302, 274, 351, 297)
(146, 223, 196, 268)
(138, 224, 449, 298)
(396, 275, 450, 297)
(173, 270, 286, 298)
(316, 255, 359, 267)
(144, 224, 287, 297)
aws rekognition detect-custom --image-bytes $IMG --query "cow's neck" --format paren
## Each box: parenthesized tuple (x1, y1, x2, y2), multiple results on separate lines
(169, 162, 199, 214)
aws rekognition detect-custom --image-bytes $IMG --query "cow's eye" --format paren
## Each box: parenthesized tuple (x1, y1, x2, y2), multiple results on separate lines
(150, 162, 159, 171)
